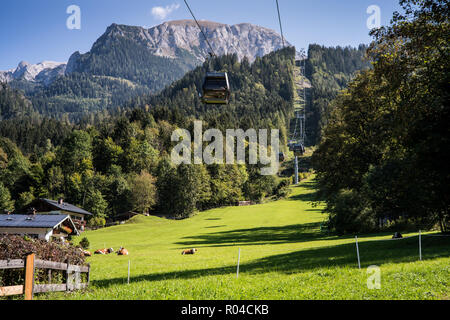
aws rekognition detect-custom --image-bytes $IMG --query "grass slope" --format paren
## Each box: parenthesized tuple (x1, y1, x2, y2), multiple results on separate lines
(41, 178, 449, 300)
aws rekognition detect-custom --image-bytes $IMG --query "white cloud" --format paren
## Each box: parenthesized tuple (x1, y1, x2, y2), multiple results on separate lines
(151, 4, 180, 20)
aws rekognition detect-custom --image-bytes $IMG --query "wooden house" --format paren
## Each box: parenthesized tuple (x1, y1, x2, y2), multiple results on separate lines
(0, 213, 79, 241)
(23, 199, 92, 231)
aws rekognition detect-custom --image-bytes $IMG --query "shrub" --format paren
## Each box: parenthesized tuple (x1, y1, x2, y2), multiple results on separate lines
(275, 178, 292, 199)
(79, 237, 90, 250)
(0, 235, 86, 287)
(327, 189, 377, 235)
(88, 217, 106, 228)
(0, 235, 85, 264)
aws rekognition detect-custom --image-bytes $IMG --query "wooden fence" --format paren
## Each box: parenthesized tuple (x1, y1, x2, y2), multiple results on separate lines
(0, 253, 90, 300)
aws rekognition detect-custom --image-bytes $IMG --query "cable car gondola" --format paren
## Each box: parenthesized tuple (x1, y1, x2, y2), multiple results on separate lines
(293, 143, 305, 157)
(201, 72, 231, 105)
(288, 143, 295, 152)
(182, 1, 231, 105)
(287, 140, 296, 150)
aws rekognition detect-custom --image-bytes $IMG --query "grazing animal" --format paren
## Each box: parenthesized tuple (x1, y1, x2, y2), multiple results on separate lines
(117, 247, 129, 256)
(94, 248, 114, 255)
(83, 250, 92, 257)
(94, 249, 106, 255)
(181, 248, 197, 255)
(79, 248, 92, 257)
(392, 232, 403, 239)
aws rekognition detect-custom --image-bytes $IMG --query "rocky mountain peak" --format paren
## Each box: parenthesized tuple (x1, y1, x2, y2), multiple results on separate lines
(0, 61, 66, 84)
(92, 20, 290, 63)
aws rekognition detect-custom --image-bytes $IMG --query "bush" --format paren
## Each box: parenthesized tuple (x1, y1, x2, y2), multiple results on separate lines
(275, 178, 292, 199)
(79, 237, 90, 249)
(0, 235, 85, 264)
(0, 235, 86, 287)
(88, 217, 106, 228)
(327, 189, 377, 235)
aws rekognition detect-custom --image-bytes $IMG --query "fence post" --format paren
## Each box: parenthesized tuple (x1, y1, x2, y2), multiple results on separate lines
(355, 236, 361, 269)
(65, 259, 71, 292)
(74, 269, 81, 290)
(419, 230, 422, 261)
(127, 260, 131, 285)
(24, 253, 35, 300)
(87, 263, 91, 286)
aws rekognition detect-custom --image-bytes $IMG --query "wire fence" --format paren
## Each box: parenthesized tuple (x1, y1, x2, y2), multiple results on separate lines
(76, 231, 450, 288)
(357, 232, 450, 242)
(354, 231, 450, 269)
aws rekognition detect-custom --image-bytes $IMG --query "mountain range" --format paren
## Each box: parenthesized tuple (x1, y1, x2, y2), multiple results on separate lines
(0, 61, 66, 85)
(2, 20, 289, 87)
(0, 20, 291, 119)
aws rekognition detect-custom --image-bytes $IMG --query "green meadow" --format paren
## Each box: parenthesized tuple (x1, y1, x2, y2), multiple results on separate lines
(39, 178, 449, 300)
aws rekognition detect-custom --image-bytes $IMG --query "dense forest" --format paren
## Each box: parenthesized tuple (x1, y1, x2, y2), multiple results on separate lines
(313, 0, 449, 234)
(305, 44, 372, 145)
(0, 48, 296, 225)
(0, 83, 35, 120)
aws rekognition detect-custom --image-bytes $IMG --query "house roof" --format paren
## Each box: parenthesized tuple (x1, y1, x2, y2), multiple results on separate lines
(39, 199, 92, 216)
(0, 214, 77, 233)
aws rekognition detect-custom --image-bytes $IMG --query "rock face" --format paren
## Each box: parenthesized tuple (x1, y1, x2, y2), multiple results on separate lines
(144, 20, 289, 62)
(65, 52, 81, 75)
(0, 61, 66, 84)
(87, 20, 290, 65)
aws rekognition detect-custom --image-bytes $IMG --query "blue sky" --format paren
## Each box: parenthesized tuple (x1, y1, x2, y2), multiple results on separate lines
(0, 0, 402, 70)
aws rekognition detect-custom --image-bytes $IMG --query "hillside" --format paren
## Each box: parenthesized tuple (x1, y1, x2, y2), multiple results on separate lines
(0, 47, 297, 157)
(36, 178, 450, 300)
(0, 83, 35, 120)
(131, 47, 296, 145)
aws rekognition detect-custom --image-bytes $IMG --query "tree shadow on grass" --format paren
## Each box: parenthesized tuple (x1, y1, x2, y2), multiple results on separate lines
(288, 191, 319, 203)
(175, 223, 410, 249)
(288, 181, 322, 202)
(175, 223, 324, 248)
(91, 236, 450, 289)
(299, 180, 318, 189)
(305, 209, 323, 212)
